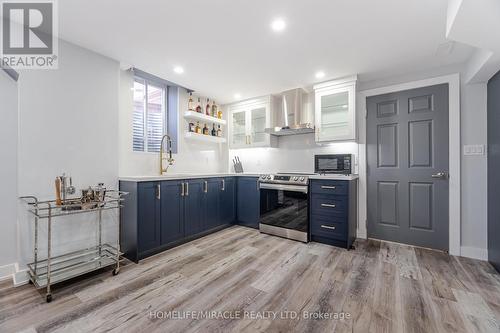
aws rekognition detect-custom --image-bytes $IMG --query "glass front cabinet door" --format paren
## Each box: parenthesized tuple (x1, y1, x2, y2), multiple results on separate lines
(314, 76, 357, 142)
(228, 96, 277, 148)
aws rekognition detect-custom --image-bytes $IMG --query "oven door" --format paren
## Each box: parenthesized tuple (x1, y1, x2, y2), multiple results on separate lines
(259, 183, 308, 242)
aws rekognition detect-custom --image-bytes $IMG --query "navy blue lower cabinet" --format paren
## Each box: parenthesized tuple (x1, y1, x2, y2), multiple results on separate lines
(220, 177, 236, 225)
(236, 177, 260, 229)
(137, 182, 161, 254)
(204, 178, 221, 230)
(120, 181, 161, 262)
(309, 179, 358, 249)
(184, 179, 204, 237)
(160, 181, 184, 245)
(120, 176, 248, 263)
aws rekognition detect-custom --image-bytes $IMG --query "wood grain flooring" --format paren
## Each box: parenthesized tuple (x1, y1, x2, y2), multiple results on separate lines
(1, 226, 500, 333)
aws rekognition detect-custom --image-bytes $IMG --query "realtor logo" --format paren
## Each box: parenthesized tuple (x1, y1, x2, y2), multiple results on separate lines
(1, 0, 58, 69)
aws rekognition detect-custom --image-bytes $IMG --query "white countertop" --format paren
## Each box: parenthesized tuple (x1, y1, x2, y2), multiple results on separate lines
(309, 174, 359, 181)
(119, 173, 261, 182)
(119, 173, 359, 182)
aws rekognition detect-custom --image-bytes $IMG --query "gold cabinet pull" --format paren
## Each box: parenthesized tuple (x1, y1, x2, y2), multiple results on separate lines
(321, 186, 336, 189)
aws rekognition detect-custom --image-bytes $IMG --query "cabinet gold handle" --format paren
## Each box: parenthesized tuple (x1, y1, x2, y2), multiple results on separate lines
(156, 184, 161, 200)
(181, 183, 184, 196)
(222, 179, 225, 191)
(321, 203, 336, 208)
(204, 181, 208, 193)
(321, 186, 336, 189)
(321, 225, 336, 230)
(186, 182, 189, 196)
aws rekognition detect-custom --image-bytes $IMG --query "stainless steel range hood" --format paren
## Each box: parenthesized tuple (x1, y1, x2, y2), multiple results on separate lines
(265, 88, 314, 136)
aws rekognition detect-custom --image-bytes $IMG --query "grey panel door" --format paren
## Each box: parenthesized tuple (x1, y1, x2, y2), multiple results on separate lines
(367, 84, 449, 250)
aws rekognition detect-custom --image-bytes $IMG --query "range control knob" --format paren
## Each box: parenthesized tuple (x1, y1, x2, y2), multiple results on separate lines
(266, 175, 272, 180)
(260, 175, 266, 180)
(293, 176, 299, 181)
(299, 177, 305, 181)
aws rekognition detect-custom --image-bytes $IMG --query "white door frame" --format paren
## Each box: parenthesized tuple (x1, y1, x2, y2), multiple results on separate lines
(357, 73, 461, 256)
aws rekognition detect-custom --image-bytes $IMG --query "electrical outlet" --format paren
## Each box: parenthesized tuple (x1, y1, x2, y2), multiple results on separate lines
(463, 144, 485, 156)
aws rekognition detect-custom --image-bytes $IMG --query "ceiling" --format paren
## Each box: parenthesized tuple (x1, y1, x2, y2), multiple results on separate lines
(58, 0, 475, 103)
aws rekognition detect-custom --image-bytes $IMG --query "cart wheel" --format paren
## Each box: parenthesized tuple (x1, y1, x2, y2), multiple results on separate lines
(46, 294, 52, 303)
(112, 268, 120, 276)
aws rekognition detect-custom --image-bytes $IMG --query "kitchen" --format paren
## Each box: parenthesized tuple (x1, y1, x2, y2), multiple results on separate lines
(1, 1, 500, 332)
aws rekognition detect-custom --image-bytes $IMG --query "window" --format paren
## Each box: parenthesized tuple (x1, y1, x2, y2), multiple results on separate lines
(133, 77, 167, 152)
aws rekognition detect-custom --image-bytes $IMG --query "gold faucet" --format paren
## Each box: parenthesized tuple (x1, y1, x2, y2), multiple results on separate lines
(160, 134, 175, 175)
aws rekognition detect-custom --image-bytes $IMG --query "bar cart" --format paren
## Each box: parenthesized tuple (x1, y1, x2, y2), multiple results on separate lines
(19, 190, 127, 302)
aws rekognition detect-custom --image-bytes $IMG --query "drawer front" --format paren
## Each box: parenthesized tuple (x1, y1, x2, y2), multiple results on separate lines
(311, 194, 347, 217)
(310, 215, 347, 241)
(310, 181, 348, 196)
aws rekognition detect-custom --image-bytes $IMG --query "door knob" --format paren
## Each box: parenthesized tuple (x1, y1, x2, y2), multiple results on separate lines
(431, 172, 449, 179)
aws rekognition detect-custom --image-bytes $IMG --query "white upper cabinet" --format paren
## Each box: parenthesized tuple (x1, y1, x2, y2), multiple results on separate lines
(314, 76, 357, 142)
(228, 96, 277, 148)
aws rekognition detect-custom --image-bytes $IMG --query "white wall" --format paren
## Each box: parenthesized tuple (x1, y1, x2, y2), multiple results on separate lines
(0, 71, 18, 273)
(460, 83, 488, 257)
(16, 40, 120, 269)
(229, 136, 358, 174)
(118, 70, 227, 176)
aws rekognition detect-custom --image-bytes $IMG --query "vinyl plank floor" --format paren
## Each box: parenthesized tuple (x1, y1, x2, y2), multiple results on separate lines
(1, 226, 500, 333)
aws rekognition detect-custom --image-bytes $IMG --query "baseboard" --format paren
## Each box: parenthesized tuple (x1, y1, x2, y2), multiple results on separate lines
(460, 246, 488, 261)
(356, 229, 367, 239)
(0, 262, 29, 286)
(0, 263, 16, 281)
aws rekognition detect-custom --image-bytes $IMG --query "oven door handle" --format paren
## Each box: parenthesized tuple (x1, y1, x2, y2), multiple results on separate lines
(259, 183, 308, 194)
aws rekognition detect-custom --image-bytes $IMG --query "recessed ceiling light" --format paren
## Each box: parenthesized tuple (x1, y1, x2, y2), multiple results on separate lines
(234, 93, 241, 99)
(271, 18, 286, 32)
(173, 66, 184, 74)
(315, 71, 325, 79)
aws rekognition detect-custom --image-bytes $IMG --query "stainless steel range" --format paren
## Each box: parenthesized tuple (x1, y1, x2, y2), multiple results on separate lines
(259, 173, 311, 242)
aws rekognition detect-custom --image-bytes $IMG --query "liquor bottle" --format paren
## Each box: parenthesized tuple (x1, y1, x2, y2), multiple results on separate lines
(211, 101, 217, 117)
(217, 108, 222, 119)
(211, 124, 216, 136)
(195, 122, 201, 134)
(188, 93, 194, 111)
(203, 124, 209, 135)
(196, 98, 202, 113)
(217, 125, 222, 137)
(188, 122, 195, 132)
(205, 98, 210, 116)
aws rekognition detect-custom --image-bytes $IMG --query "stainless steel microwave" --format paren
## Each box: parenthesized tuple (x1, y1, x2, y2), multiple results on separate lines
(314, 154, 353, 175)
